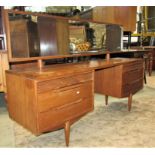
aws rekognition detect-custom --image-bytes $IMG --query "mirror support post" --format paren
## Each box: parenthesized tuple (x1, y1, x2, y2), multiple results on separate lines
(37, 59, 44, 71)
(106, 52, 110, 61)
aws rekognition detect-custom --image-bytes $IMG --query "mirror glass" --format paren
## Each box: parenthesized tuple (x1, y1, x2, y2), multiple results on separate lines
(8, 12, 107, 58)
(9, 13, 40, 58)
(68, 20, 106, 53)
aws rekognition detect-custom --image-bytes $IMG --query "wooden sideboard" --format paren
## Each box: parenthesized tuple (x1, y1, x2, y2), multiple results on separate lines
(6, 65, 94, 146)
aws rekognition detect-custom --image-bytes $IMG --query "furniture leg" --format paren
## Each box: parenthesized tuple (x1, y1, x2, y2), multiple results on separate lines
(128, 93, 132, 111)
(144, 71, 147, 84)
(105, 95, 108, 105)
(4, 93, 7, 101)
(149, 54, 153, 76)
(143, 56, 147, 83)
(64, 121, 70, 147)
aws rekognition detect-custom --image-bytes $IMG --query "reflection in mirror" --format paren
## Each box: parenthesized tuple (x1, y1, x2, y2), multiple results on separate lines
(69, 20, 106, 53)
(8, 12, 122, 58)
(9, 13, 40, 58)
(8, 12, 70, 58)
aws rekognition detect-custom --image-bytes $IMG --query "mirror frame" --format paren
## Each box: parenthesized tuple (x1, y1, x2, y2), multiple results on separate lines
(4, 9, 114, 63)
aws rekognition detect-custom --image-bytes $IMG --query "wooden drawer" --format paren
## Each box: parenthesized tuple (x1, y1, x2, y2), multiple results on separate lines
(122, 78, 143, 97)
(123, 60, 143, 72)
(122, 68, 143, 84)
(37, 72, 93, 93)
(37, 81, 93, 112)
(38, 98, 94, 132)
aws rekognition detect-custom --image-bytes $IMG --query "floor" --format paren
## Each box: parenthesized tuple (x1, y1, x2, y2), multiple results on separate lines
(0, 72, 155, 147)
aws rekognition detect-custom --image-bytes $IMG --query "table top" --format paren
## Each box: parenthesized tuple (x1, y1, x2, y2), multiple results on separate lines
(6, 58, 143, 81)
(143, 46, 155, 49)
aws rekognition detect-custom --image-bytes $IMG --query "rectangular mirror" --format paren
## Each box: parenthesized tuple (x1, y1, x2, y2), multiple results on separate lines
(7, 10, 122, 59)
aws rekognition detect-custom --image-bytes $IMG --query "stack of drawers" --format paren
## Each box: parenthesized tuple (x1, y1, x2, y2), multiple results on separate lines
(37, 72, 94, 132)
(6, 67, 94, 146)
(95, 59, 144, 110)
(121, 60, 144, 97)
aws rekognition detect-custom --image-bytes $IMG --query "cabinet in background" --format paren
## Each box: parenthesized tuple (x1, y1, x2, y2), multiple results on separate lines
(92, 6, 137, 32)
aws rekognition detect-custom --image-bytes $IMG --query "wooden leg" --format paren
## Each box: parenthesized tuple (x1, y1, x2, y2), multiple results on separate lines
(128, 93, 132, 111)
(144, 71, 147, 84)
(4, 93, 8, 109)
(149, 57, 153, 76)
(105, 95, 108, 105)
(4, 93, 7, 102)
(64, 121, 70, 147)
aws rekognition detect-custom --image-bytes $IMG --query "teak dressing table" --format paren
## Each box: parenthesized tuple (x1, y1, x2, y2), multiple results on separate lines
(4, 9, 144, 146)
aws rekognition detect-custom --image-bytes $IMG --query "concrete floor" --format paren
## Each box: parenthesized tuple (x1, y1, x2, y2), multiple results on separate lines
(0, 72, 155, 147)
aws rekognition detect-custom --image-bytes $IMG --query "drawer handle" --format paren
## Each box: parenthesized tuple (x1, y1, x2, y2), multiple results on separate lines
(76, 91, 80, 94)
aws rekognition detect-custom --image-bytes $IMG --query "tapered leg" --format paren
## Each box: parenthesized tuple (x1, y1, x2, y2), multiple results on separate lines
(64, 121, 70, 147)
(105, 95, 108, 105)
(149, 57, 153, 76)
(144, 71, 147, 84)
(4, 93, 7, 101)
(128, 93, 132, 111)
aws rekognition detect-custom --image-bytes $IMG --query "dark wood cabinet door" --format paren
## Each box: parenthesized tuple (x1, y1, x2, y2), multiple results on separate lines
(38, 17, 58, 56)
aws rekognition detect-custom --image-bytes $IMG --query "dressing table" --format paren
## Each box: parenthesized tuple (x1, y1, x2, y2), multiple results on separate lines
(4, 9, 144, 146)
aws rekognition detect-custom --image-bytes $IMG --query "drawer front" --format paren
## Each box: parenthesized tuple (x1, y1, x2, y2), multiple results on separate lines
(37, 72, 93, 93)
(38, 98, 94, 132)
(122, 78, 143, 97)
(122, 68, 144, 84)
(123, 60, 143, 72)
(37, 81, 93, 112)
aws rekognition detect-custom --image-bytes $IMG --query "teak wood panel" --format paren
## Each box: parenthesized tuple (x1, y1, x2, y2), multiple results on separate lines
(6, 73, 38, 134)
(95, 66, 123, 97)
(114, 6, 137, 32)
(93, 7, 115, 24)
(93, 6, 137, 32)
